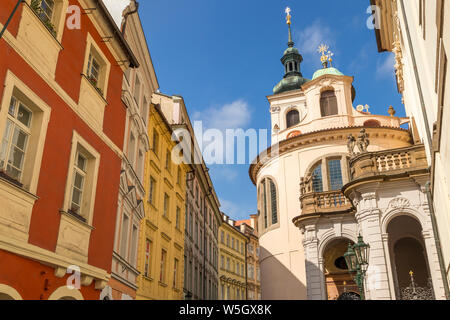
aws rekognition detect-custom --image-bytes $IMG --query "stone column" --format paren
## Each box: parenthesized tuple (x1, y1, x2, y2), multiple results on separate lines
(381, 233, 397, 299)
(422, 230, 446, 299)
(302, 225, 324, 300)
(355, 192, 392, 300)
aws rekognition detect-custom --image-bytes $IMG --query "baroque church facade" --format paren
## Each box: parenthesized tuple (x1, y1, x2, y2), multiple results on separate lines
(249, 9, 447, 300)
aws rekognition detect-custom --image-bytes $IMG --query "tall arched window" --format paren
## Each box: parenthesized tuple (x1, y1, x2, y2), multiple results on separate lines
(286, 110, 300, 128)
(259, 178, 278, 230)
(269, 179, 278, 224)
(320, 90, 338, 117)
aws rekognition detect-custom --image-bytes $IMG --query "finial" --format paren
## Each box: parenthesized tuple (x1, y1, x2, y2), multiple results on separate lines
(388, 105, 396, 117)
(285, 7, 294, 47)
(317, 44, 330, 68)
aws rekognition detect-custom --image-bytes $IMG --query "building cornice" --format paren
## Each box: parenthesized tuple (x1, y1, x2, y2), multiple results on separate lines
(249, 125, 412, 185)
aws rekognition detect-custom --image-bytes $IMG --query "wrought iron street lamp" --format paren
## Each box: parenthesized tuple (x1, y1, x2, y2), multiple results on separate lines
(344, 235, 370, 300)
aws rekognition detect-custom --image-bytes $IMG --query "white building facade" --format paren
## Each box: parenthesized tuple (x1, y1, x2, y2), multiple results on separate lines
(371, 0, 450, 297)
(249, 12, 447, 300)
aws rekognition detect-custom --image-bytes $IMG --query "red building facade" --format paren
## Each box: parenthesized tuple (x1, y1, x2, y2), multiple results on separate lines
(0, 0, 137, 300)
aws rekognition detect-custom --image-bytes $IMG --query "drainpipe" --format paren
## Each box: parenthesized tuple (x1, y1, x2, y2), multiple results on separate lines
(425, 181, 450, 299)
(0, 0, 23, 40)
(398, 0, 433, 154)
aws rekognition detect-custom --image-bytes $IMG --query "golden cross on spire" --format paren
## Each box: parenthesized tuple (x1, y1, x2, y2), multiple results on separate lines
(317, 44, 329, 68)
(285, 7, 292, 25)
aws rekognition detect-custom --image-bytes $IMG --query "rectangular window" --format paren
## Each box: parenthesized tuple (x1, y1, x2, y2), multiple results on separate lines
(69, 151, 87, 217)
(136, 149, 144, 180)
(160, 249, 167, 283)
(231, 238, 234, 250)
(152, 129, 159, 154)
(226, 258, 230, 271)
(173, 258, 178, 288)
(128, 132, 136, 165)
(226, 234, 229, 247)
(165, 149, 171, 172)
(163, 193, 169, 217)
(221, 230, 224, 244)
(134, 76, 141, 106)
(176, 206, 180, 229)
(38, 0, 55, 23)
(87, 52, 100, 86)
(0, 96, 32, 183)
(328, 159, 343, 191)
(120, 214, 129, 257)
(221, 255, 224, 269)
(130, 224, 138, 266)
(149, 177, 156, 205)
(144, 239, 152, 277)
(177, 167, 181, 185)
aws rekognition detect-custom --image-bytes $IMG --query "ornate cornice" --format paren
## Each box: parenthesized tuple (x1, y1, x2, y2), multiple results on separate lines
(249, 126, 411, 185)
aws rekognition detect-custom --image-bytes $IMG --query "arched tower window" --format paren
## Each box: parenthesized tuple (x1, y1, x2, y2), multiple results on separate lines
(320, 90, 338, 117)
(259, 178, 279, 231)
(286, 109, 300, 128)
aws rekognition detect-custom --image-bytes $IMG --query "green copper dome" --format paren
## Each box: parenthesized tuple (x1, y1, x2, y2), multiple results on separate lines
(312, 67, 344, 80)
(273, 42, 309, 94)
(273, 76, 310, 95)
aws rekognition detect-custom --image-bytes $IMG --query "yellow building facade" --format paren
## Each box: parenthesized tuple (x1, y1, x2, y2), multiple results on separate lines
(136, 103, 189, 300)
(219, 214, 249, 300)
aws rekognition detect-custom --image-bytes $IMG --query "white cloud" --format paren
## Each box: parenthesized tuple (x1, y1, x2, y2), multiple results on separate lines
(295, 20, 335, 59)
(376, 53, 395, 79)
(220, 198, 248, 220)
(214, 166, 238, 182)
(103, 0, 130, 27)
(193, 99, 251, 132)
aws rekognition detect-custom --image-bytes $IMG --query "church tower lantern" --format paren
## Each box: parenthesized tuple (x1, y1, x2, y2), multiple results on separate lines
(273, 7, 309, 95)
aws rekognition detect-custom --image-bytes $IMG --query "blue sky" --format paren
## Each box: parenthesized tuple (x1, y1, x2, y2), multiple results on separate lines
(111, 1, 404, 220)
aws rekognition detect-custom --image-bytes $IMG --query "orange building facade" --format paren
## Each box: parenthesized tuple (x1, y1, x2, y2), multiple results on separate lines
(0, 0, 137, 300)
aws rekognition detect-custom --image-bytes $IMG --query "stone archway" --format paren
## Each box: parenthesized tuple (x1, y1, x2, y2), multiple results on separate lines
(322, 238, 358, 300)
(387, 215, 434, 300)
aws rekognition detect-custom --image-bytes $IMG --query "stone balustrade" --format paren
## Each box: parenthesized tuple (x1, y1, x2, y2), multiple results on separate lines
(349, 144, 428, 181)
(300, 190, 353, 215)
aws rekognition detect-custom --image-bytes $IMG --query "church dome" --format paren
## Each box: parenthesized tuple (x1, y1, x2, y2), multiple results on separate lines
(273, 75, 309, 95)
(312, 67, 344, 80)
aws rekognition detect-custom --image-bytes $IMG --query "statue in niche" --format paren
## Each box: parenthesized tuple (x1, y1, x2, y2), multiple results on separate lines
(357, 129, 370, 153)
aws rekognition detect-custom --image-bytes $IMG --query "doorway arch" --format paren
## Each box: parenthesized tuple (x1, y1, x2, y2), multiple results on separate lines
(386, 215, 433, 299)
(322, 238, 357, 300)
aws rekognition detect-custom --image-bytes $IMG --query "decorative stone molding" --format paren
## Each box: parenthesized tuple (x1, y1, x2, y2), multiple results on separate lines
(387, 197, 411, 210)
(270, 106, 281, 113)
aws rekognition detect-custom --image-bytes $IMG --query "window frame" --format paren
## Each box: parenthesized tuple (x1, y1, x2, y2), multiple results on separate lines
(258, 177, 279, 233)
(0, 71, 51, 194)
(81, 33, 111, 98)
(62, 131, 100, 226)
(320, 90, 338, 117)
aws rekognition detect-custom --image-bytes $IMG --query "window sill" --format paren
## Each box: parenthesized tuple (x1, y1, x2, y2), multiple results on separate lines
(143, 275, 153, 282)
(59, 210, 94, 230)
(162, 215, 172, 224)
(81, 74, 107, 103)
(158, 281, 168, 288)
(25, 3, 63, 49)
